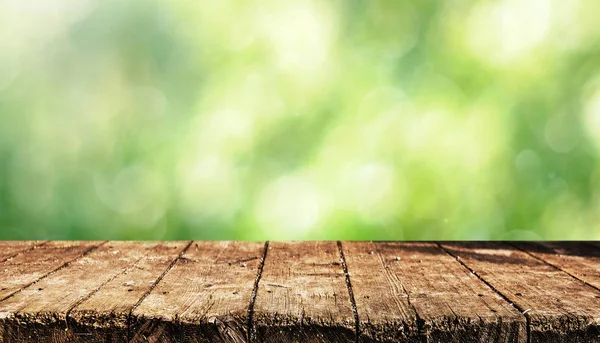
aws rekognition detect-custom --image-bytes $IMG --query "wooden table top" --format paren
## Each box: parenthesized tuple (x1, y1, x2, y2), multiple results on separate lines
(0, 241, 598, 343)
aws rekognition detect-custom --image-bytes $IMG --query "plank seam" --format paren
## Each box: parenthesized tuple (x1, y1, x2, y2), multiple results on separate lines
(64, 249, 157, 333)
(436, 243, 531, 343)
(0, 241, 48, 265)
(126, 240, 194, 342)
(337, 241, 360, 343)
(0, 241, 107, 304)
(508, 242, 600, 295)
(247, 241, 269, 343)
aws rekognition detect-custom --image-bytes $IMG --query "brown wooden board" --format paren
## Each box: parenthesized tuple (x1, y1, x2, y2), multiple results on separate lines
(440, 242, 600, 343)
(1, 241, 600, 342)
(130, 241, 266, 343)
(0, 241, 44, 263)
(0, 241, 102, 302)
(68, 241, 191, 342)
(513, 242, 600, 290)
(343, 242, 526, 343)
(251, 241, 355, 343)
(340, 242, 418, 342)
(0, 241, 167, 342)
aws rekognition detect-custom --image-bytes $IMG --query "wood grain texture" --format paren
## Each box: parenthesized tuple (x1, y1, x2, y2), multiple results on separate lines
(383, 242, 525, 342)
(130, 241, 266, 343)
(0, 241, 44, 263)
(440, 242, 600, 343)
(68, 241, 191, 342)
(513, 242, 600, 289)
(0, 241, 102, 301)
(0, 241, 164, 342)
(252, 241, 355, 343)
(0, 241, 600, 342)
(340, 242, 419, 343)
(344, 242, 526, 343)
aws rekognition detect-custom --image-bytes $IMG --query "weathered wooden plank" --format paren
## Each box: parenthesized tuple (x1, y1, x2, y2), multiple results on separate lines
(343, 242, 526, 343)
(0, 241, 102, 301)
(67, 241, 191, 342)
(513, 242, 600, 290)
(0, 241, 166, 342)
(381, 242, 526, 343)
(0, 240, 599, 343)
(130, 241, 266, 343)
(252, 241, 355, 343)
(440, 242, 600, 343)
(0, 241, 44, 263)
(340, 242, 418, 342)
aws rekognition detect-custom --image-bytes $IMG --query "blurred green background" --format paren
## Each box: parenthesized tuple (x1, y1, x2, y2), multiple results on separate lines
(1, 0, 600, 240)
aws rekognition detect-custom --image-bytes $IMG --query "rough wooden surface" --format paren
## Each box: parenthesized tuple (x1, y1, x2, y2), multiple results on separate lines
(0, 241, 176, 342)
(252, 242, 355, 343)
(0, 241, 599, 342)
(440, 242, 600, 343)
(0, 241, 43, 263)
(345, 242, 526, 343)
(0, 241, 101, 302)
(131, 241, 265, 343)
(70, 241, 190, 342)
(340, 242, 419, 342)
(513, 242, 600, 290)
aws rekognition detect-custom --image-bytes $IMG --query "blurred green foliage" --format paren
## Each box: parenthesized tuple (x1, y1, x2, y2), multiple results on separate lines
(2, 0, 600, 240)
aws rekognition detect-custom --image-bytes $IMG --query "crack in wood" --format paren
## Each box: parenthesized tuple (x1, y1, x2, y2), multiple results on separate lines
(0, 241, 107, 304)
(247, 241, 269, 343)
(126, 240, 193, 342)
(64, 252, 149, 333)
(437, 242, 531, 343)
(0, 241, 48, 264)
(337, 241, 360, 343)
(507, 241, 600, 342)
(508, 242, 600, 295)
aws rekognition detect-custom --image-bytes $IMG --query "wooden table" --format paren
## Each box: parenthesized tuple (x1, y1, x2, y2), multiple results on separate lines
(0, 241, 599, 342)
